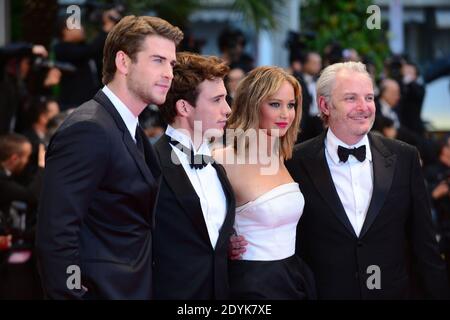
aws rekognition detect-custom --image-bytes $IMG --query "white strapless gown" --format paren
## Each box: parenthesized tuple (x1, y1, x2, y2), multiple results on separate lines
(229, 183, 316, 300)
(234, 182, 304, 261)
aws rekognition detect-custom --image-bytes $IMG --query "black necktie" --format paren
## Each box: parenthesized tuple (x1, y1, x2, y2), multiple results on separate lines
(168, 136, 213, 170)
(135, 126, 145, 155)
(337, 145, 366, 163)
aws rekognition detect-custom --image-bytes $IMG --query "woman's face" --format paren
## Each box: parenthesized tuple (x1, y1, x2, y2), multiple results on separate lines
(259, 80, 296, 137)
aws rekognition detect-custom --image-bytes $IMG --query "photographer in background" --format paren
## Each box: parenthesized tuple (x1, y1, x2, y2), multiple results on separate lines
(94, 7, 123, 84)
(54, 23, 99, 111)
(0, 134, 45, 223)
(0, 43, 48, 134)
(218, 27, 254, 73)
(18, 97, 59, 185)
(54, 6, 122, 111)
(398, 62, 426, 136)
(426, 136, 450, 282)
(0, 133, 45, 242)
(0, 134, 45, 299)
(384, 55, 426, 137)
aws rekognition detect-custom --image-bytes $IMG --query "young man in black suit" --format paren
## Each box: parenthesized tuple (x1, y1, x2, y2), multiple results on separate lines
(36, 16, 183, 299)
(286, 61, 449, 299)
(153, 52, 235, 299)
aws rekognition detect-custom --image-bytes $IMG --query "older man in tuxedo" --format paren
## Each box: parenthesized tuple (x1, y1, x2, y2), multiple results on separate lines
(286, 61, 449, 299)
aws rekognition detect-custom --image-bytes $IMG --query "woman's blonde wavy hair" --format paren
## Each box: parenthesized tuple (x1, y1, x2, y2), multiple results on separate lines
(227, 66, 302, 160)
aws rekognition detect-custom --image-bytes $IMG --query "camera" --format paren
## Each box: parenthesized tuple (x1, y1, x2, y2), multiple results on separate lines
(33, 56, 76, 73)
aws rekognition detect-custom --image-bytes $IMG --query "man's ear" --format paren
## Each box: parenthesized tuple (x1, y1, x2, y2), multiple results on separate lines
(175, 99, 190, 117)
(115, 50, 130, 76)
(318, 95, 330, 117)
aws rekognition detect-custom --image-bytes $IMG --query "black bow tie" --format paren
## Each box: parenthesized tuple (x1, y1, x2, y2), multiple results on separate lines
(168, 136, 213, 170)
(337, 145, 366, 163)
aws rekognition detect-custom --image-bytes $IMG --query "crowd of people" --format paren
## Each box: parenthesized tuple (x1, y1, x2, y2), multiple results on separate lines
(0, 11, 449, 300)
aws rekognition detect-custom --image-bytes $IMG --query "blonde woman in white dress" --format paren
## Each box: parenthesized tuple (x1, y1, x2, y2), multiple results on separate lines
(213, 66, 316, 299)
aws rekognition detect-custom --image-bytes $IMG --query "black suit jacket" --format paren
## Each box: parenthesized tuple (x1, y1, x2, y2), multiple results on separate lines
(152, 135, 235, 299)
(286, 131, 449, 299)
(36, 90, 161, 299)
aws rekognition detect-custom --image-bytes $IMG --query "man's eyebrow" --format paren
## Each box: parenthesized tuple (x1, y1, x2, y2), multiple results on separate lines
(211, 94, 226, 99)
(150, 54, 166, 60)
(150, 54, 176, 66)
(342, 91, 374, 95)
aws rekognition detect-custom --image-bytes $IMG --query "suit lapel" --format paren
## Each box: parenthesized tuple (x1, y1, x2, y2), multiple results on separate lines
(156, 135, 212, 245)
(137, 126, 161, 179)
(212, 162, 236, 249)
(359, 133, 396, 238)
(93, 90, 157, 188)
(302, 132, 357, 237)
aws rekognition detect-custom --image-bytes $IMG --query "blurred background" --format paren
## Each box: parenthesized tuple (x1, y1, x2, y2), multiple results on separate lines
(0, 0, 450, 299)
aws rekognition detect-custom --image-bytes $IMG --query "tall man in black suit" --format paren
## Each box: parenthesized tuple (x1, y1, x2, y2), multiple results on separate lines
(286, 61, 449, 299)
(153, 52, 235, 299)
(36, 16, 183, 299)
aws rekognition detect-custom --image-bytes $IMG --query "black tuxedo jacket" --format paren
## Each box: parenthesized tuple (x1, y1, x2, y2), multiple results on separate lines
(286, 131, 449, 299)
(36, 90, 161, 299)
(152, 134, 235, 299)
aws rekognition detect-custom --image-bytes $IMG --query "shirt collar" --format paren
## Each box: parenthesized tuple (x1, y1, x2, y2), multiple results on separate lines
(165, 125, 211, 156)
(325, 128, 372, 165)
(102, 85, 138, 141)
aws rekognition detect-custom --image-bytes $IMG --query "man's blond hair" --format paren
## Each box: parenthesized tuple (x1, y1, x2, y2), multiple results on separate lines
(316, 61, 372, 124)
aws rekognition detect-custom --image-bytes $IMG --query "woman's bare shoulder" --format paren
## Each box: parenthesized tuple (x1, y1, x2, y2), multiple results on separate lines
(212, 145, 236, 166)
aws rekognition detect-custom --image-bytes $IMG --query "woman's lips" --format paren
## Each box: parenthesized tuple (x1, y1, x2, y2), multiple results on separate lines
(275, 122, 288, 128)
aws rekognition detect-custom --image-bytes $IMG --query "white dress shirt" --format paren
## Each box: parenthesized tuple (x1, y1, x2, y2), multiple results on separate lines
(166, 125, 227, 248)
(324, 129, 374, 237)
(102, 85, 138, 143)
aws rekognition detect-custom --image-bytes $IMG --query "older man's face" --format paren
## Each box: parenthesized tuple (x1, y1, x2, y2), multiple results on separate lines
(326, 70, 376, 145)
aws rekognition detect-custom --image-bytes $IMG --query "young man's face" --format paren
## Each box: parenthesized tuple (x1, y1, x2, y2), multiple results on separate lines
(127, 35, 177, 106)
(325, 70, 375, 144)
(189, 78, 230, 138)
